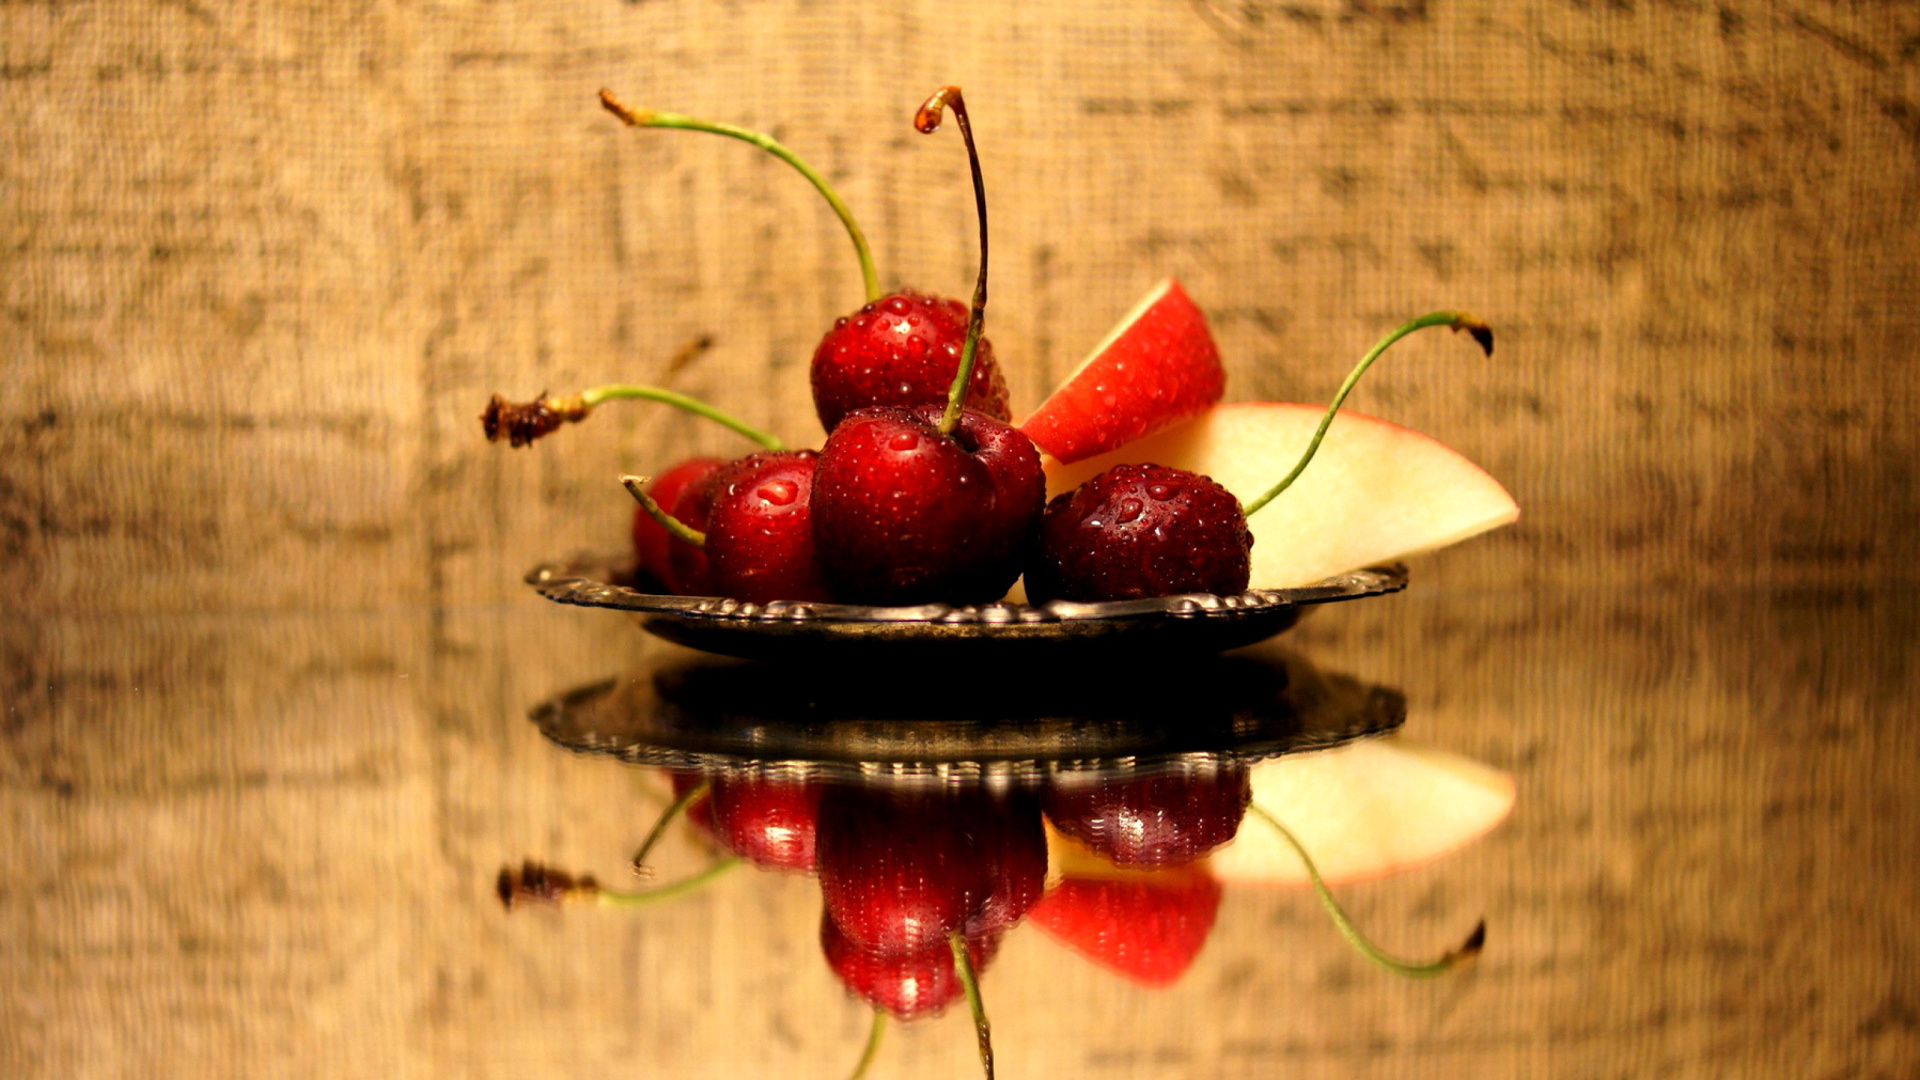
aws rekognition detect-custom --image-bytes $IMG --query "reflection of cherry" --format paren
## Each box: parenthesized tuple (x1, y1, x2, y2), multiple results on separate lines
(815, 785, 1046, 956)
(821, 914, 1000, 1020)
(667, 771, 820, 872)
(1044, 764, 1251, 868)
(709, 775, 821, 872)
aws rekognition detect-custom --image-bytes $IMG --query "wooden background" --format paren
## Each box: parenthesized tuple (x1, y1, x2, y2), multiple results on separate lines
(4, 1, 1918, 1077)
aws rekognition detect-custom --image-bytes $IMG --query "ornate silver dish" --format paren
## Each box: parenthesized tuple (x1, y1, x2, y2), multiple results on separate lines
(526, 553, 1407, 662)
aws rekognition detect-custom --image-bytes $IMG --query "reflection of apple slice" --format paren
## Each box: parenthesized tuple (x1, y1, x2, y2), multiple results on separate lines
(1207, 735, 1514, 887)
(1044, 402, 1519, 589)
(1027, 868, 1223, 987)
(1019, 278, 1225, 464)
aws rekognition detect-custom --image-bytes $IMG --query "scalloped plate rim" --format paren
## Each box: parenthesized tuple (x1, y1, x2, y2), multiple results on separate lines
(524, 555, 1407, 633)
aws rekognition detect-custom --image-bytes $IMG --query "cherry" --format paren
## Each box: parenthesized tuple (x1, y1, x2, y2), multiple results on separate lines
(700, 450, 832, 603)
(811, 290, 1010, 432)
(706, 773, 822, 872)
(1043, 764, 1251, 868)
(1027, 312, 1494, 603)
(820, 914, 1000, 1021)
(814, 784, 1045, 957)
(1024, 463, 1252, 603)
(600, 87, 1004, 434)
(809, 87, 1043, 606)
(629, 450, 833, 604)
(963, 795, 1049, 938)
(658, 470, 719, 596)
(631, 457, 724, 589)
(812, 404, 1042, 605)
(814, 786, 996, 956)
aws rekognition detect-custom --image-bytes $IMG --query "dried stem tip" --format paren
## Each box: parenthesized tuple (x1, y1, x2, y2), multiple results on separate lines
(496, 860, 600, 909)
(914, 86, 963, 134)
(481, 393, 589, 447)
(598, 88, 655, 126)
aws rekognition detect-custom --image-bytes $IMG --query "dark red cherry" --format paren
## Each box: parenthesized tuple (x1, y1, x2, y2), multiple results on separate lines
(810, 290, 1010, 433)
(815, 786, 998, 956)
(811, 404, 1043, 606)
(662, 470, 720, 596)
(820, 914, 1000, 1021)
(701, 450, 831, 604)
(706, 774, 821, 872)
(964, 796, 1048, 937)
(631, 457, 724, 590)
(1024, 462, 1253, 604)
(1043, 764, 1252, 868)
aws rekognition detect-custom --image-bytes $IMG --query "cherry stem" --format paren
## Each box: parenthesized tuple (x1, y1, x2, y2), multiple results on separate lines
(1240, 312, 1495, 518)
(947, 930, 994, 1080)
(483, 385, 783, 450)
(1247, 803, 1485, 978)
(845, 1010, 886, 1080)
(916, 86, 989, 438)
(593, 856, 741, 907)
(622, 475, 707, 548)
(632, 778, 711, 874)
(600, 88, 881, 304)
(582, 385, 785, 449)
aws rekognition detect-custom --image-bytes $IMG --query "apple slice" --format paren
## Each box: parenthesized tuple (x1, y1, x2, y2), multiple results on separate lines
(1019, 278, 1225, 464)
(1043, 401, 1519, 589)
(1206, 735, 1514, 887)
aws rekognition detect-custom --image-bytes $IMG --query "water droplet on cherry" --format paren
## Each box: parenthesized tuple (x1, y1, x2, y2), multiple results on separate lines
(756, 479, 799, 506)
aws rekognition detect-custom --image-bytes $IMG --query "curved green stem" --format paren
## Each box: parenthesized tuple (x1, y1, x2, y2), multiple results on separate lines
(948, 931, 994, 1080)
(593, 856, 741, 907)
(845, 1010, 886, 1080)
(622, 475, 707, 548)
(1240, 312, 1494, 518)
(600, 89, 880, 304)
(917, 87, 990, 439)
(1247, 802, 1485, 978)
(582, 384, 785, 450)
(631, 778, 711, 873)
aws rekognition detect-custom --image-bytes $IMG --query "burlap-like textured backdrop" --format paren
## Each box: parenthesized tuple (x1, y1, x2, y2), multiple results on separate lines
(9, 1, 1918, 611)
(5, 2, 1918, 1077)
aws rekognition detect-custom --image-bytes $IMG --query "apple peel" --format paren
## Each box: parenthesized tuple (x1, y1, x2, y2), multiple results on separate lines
(1019, 278, 1226, 464)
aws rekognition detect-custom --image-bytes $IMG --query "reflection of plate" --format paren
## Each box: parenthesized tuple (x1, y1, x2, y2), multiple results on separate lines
(526, 553, 1407, 662)
(530, 649, 1406, 784)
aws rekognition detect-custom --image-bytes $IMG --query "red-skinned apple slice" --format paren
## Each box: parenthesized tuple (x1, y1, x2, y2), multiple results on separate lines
(1019, 278, 1225, 464)
(1042, 401, 1519, 590)
(1206, 735, 1515, 887)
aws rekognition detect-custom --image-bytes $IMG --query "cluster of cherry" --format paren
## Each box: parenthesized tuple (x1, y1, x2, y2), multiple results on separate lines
(664, 767, 1245, 1018)
(483, 86, 1489, 609)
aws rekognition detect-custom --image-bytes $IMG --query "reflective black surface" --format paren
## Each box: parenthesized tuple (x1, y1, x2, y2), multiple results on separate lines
(529, 647, 1405, 782)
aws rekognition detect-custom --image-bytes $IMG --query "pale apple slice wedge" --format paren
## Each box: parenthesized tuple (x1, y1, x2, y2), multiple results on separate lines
(1207, 735, 1514, 887)
(1019, 278, 1225, 464)
(1043, 401, 1519, 589)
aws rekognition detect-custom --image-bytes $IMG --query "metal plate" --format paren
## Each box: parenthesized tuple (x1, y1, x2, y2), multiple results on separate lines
(526, 553, 1407, 662)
